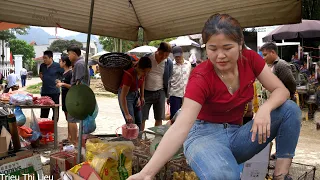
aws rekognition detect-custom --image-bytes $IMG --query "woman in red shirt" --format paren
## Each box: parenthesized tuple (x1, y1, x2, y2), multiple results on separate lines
(118, 57, 152, 129)
(128, 14, 301, 180)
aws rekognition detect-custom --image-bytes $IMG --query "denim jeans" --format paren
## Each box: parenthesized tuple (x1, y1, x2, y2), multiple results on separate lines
(183, 100, 301, 180)
(169, 96, 183, 119)
(118, 89, 142, 129)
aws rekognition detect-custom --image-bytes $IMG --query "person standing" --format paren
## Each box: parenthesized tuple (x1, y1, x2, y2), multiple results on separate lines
(118, 57, 152, 130)
(260, 42, 296, 99)
(142, 42, 173, 131)
(39, 50, 63, 120)
(67, 45, 90, 145)
(56, 55, 72, 142)
(168, 46, 191, 119)
(20, 67, 27, 87)
(89, 66, 94, 77)
(4, 69, 19, 93)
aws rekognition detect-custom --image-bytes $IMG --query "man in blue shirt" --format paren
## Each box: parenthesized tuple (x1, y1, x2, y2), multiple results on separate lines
(39, 50, 64, 120)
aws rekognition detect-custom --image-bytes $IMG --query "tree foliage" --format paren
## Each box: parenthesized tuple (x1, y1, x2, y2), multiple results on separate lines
(0, 27, 29, 64)
(9, 39, 35, 69)
(148, 37, 176, 47)
(99, 28, 176, 52)
(99, 36, 135, 52)
(302, 0, 320, 20)
(48, 39, 83, 53)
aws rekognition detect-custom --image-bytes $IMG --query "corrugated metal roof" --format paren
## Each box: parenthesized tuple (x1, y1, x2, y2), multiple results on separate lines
(0, 0, 301, 41)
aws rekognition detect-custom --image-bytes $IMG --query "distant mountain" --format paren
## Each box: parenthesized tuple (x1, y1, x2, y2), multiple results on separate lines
(16, 27, 103, 52)
(16, 27, 55, 45)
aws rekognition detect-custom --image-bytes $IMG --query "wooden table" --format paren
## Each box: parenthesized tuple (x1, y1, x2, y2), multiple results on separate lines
(0, 103, 60, 149)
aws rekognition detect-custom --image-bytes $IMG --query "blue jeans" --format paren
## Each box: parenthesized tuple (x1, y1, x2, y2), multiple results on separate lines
(169, 96, 183, 119)
(118, 89, 142, 129)
(21, 75, 27, 87)
(183, 100, 301, 180)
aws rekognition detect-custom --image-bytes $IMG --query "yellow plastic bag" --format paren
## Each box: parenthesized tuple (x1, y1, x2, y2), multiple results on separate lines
(85, 138, 134, 180)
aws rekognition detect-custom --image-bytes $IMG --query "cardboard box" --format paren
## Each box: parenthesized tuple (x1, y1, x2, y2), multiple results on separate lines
(0, 155, 43, 180)
(241, 144, 271, 180)
(50, 152, 77, 180)
(0, 150, 33, 166)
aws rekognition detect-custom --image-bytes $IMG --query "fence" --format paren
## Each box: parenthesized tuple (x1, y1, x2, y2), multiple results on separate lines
(0, 64, 15, 78)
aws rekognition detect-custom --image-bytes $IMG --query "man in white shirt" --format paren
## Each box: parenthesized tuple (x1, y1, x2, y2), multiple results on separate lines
(20, 67, 28, 87)
(168, 46, 191, 119)
(4, 69, 19, 93)
(142, 42, 173, 131)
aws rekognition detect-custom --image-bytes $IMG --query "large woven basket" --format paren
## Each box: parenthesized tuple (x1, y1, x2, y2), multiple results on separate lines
(99, 53, 132, 94)
(99, 66, 124, 94)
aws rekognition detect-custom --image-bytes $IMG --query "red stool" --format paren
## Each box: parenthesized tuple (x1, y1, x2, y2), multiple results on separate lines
(38, 118, 54, 144)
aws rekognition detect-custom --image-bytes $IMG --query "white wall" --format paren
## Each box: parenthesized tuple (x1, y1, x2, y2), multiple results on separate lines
(256, 26, 279, 48)
(34, 44, 49, 58)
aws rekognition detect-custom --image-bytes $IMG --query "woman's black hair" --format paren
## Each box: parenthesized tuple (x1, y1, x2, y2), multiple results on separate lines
(202, 14, 245, 49)
(61, 55, 72, 67)
(137, 57, 152, 69)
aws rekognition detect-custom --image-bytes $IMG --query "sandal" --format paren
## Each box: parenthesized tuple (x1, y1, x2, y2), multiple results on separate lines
(273, 174, 292, 180)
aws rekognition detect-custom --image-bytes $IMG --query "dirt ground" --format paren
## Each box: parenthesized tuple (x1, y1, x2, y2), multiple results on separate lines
(21, 79, 320, 179)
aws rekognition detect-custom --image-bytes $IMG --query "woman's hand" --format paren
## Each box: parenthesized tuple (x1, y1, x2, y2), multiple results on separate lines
(56, 82, 64, 88)
(251, 106, 271, 144)
(127, 172, 153, 180)
(140, 97, 145, 106)
(136, 98, 141, 107)
(125, 114, 133, 123)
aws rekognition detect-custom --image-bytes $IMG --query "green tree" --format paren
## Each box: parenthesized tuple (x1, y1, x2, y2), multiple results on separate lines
(148, 37, 176, 47)
(0, 27, 29, 65)
(9, 39, 35, 70)
(99, 36, 135, 52)
(48, 39, 83, 53)
(302, 0, 320, 20)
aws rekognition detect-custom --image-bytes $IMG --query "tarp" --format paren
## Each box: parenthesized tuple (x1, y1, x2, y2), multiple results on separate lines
(0, 0, 301, 41)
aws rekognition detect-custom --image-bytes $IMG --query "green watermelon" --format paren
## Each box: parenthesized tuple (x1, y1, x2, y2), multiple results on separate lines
(65, 84, 96, 120)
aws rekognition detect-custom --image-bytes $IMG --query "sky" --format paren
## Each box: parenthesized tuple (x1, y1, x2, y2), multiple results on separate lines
(40, 27, 80, 37)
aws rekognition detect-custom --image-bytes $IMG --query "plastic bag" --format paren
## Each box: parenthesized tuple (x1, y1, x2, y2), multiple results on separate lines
(29, 109, 42, 142)
(82, 105, 98, 134)
(85, 139, 134, 180)
(14, 106, 26, 126)
(9, 94, 33, 105)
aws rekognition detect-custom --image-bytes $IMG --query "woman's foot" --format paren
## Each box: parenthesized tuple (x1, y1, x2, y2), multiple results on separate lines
(273, 174, 292, 180)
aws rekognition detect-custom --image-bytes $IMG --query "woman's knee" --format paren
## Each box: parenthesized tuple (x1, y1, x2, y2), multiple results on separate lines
(276, 100, 301, 121)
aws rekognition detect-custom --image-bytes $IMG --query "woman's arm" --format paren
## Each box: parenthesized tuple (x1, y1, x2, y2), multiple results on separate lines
(120, 85, 131, 116)
(140, 80, 145, 99)
(140, 98, 202, 177)
(62, 83, 72, 89)
(257, 64, 290, 111)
